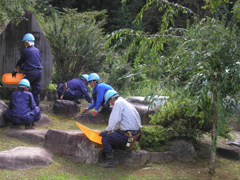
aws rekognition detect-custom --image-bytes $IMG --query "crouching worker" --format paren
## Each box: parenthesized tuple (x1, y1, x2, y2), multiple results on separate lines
(99, 90, 142, 168)
(57, 74, 92, 104)
(4, 79, 41, 129)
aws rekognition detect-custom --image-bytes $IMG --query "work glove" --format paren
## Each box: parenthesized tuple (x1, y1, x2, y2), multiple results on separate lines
(92, 111, 98, 116)
(99, 131, 108, 137)
(12, 71, 17, 77)
(83, 108, 88, 113)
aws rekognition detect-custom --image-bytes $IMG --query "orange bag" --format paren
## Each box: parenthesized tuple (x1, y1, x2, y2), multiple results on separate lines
(2, 73, 24, 84)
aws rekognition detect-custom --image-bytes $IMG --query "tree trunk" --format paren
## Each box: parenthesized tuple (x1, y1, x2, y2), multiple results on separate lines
(209, 94, 218, 174)
(209, 112, 217, 174)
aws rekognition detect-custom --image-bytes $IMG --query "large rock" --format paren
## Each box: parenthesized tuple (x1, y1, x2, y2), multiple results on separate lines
(170, 140, 197, 161)
(126, 96, 169, 124)
(0, 100, 8, 127)
(217, 146, 240, 160)
(3, 129, 48, 145)
(53, 99, 80, 117)
(74, 113, 108, 124)
(40, 89, 58, 101)
(0, 87, 15, 100)
(43, 129, 102, 164)
(34, 114, 51, 127)
(39, 103, 53, 113)
(112, 149, 173, 167)
(0, 146, 52, 170)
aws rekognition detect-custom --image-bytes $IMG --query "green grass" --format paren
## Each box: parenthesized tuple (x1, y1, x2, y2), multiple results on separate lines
(0, 108, 240, 179)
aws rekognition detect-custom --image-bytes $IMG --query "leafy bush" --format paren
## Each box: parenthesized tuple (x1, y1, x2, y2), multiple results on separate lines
(38, 9, 107, 83)
(139, 126, 172, 152)
(150, 97, 212, 140)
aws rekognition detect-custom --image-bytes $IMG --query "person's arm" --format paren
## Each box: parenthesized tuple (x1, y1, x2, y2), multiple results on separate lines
(29, 93, 37, 109)
(80, 82, 92, 103)
(95, 88, 105, 111)
(15, 50, 26, 69)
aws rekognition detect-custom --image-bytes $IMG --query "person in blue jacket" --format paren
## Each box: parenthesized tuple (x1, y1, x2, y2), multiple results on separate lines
(12, 33, 42, 106)
(83, 73, 114, 116)
(4, 79, 41, 129)
(57, 74, 92, 104)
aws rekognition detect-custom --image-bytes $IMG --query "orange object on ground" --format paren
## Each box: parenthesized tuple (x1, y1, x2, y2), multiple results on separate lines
(2, 73, 24, 84)
(75, 122, 102, 145)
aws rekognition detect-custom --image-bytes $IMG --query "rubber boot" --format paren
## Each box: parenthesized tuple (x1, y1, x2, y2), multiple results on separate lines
(99, 153, 115, 168)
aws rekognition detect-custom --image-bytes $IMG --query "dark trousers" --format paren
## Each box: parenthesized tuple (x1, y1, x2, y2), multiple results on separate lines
(5, 106, 41, 125)
(24, 69, 42, 106)
(102, 130, 128, 153)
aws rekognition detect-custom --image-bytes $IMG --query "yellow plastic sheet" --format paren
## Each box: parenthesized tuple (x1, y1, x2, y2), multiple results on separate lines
(75, 122, 102, 145)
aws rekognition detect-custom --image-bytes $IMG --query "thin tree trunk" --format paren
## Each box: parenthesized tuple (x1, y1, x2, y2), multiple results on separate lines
(209, 92, 218, 174)
(209, 111, 217, 174)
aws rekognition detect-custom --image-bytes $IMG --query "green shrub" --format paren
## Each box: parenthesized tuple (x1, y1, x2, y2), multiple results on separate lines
(150, 97, 212, 140)
(139, 126, 172, 152)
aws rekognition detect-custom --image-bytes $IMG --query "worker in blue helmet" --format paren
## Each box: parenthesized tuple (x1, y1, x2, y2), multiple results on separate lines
(4, 79, 41, 129)
(12, 33, 42, 106)
(57, 74, 92, 104)
(83, 73, 114, 116)
(98, 90, 142, 168)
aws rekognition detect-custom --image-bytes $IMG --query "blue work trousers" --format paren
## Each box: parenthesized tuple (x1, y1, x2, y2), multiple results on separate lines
(5, 106, 41, 125)
(101, 130, 129, 153)
(24, 69, 42, 106)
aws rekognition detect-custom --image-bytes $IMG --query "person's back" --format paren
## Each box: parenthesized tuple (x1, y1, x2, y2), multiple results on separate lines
(10, 90, 36, 121)
(4, 79, 41, 129)
(67, 78, 83, 90)
(84, 73, 114, 116)
(12, 33, 42, 106)
(57, 74, 92, 103)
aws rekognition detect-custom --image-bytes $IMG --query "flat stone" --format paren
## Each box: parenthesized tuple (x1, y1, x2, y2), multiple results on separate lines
(0, 146, 52, 170)
(74, 113, 108, 124)
(34, 114, 51, 127)
(3, 129, 48, 145)
(43, 129, 102, 164)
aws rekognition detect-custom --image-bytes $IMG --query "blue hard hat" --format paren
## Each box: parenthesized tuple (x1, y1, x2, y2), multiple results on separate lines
(22, 33, 35, 42)
(81, 74, 89, 81)
(104, 90, 119, 102)
(88, 73, 100, 82)
(18, 79, 30, 88)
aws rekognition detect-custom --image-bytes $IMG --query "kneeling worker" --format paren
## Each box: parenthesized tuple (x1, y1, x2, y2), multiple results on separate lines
(57, 74, 92, 104)
(4, 79, 41, 129)
(99, 90, 142, 168)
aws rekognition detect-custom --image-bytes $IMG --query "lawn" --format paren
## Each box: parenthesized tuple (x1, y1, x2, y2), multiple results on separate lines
(0, 108, 239, 180)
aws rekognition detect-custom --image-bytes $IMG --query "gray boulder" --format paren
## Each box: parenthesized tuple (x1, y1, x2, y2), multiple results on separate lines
(0, 100, 8, 127)
(53, 99, 80, 117)
(43, 129, 103, 164)
(170, 140, 197, 162)
(74, 113, 108, 124)
(34, 114, 51, 127)
(126, 96, 168, 124)
(0, 146, 52, 170)
(3, 129, 48, 145)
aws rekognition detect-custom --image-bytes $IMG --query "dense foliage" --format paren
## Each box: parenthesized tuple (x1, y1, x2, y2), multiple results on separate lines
(38, 9, 107, 83)
(0, 0, 34, 29)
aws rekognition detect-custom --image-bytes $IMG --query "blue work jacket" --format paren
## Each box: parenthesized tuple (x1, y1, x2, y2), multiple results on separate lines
(16, 46, 42, 70)
(8, 90, 37, 121)
(88, 82, 113, 111)
(66, 78, 92, 103)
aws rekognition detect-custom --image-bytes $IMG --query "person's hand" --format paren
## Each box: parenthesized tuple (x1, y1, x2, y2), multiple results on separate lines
(99, 131, 108, 137)
(92, 111, 98, 116)
(12, 71, 17, 77)
(83, 108, 88, 113)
